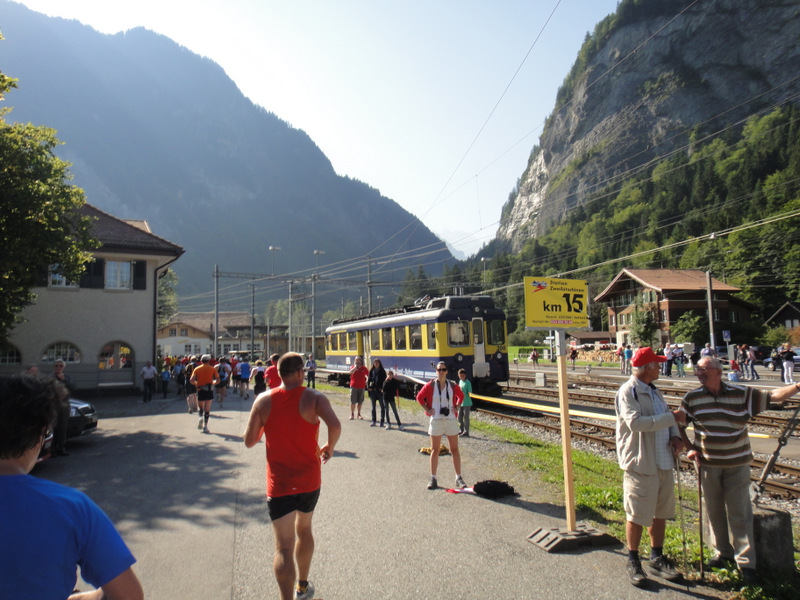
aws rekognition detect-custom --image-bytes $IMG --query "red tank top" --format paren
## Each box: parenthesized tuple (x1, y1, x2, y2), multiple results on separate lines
(263, 386, 321, 497)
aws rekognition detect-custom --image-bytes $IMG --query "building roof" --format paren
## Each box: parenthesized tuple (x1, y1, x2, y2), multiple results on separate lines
(763, 301, 800, 326)
(81, 204, 184, 257)
(169, 312, 253, 331)
(594, 268, 739, 302)
(567, 331, 612, 341)
(165, 312, 289, 337)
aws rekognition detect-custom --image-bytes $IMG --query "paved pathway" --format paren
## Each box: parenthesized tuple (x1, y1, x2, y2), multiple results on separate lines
(41, 390, 729, 599)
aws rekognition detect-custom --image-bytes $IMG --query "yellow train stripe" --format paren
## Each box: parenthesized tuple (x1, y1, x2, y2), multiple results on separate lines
(471, 393, 775, 439)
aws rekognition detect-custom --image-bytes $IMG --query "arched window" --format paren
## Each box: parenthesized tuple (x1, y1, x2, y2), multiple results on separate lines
(42, 342, 81, 364)
(0, 343, 21, 365)
(99, 342, 134, 369)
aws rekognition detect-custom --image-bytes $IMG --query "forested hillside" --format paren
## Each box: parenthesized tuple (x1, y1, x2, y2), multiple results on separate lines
(484, 106, 800, 336)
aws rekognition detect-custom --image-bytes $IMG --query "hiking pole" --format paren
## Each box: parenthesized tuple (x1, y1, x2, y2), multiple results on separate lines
(675, 455, 688, 574)
(695, 460, 705, 581)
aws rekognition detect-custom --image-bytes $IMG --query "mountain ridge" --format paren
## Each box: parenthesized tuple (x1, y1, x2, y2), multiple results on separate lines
(1, 0, 450, 303)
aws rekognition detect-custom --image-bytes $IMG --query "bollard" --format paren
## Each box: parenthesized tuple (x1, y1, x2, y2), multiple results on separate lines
(753, 508, 795, 573)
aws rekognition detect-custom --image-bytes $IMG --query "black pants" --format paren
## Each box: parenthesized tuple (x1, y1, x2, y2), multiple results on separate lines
(369, 390, 386, 423)
(306, 370, 315, 389)
(384, 397, 401, 426)
(143, 379, 155, 402)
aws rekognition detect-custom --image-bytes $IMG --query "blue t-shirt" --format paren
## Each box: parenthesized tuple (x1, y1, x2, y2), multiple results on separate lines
(0, 474, 136, 600)
(239, 361, 251, 379)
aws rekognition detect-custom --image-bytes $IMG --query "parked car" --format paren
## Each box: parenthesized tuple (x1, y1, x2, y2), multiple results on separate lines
(36, 399, 97, 463)
(762, 347, 800, 371)
(68, 398, 98, 437)
(37, 431, 54, 463)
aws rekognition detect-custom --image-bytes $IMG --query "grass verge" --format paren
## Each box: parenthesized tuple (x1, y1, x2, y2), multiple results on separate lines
(470, 419, 800, 600)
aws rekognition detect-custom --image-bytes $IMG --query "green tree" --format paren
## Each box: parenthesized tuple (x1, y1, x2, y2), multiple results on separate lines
(157, 268, 180, 328)
(671, 310, 706, 348)
(629, 296, 660, 347)
(0, 53, 97, 342)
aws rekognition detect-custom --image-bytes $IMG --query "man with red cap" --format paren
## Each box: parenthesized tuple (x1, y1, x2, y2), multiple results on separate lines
(615, 346, 686, 587)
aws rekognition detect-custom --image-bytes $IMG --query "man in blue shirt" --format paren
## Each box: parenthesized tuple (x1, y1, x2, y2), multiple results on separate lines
(0, 375, 144, 600)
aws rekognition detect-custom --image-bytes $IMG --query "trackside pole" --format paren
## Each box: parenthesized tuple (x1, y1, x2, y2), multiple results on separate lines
(527, 329, 616, 552)
(556, 329, 577, 531)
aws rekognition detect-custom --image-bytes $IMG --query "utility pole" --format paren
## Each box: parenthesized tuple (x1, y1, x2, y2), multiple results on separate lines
(367, 256, 373, 314)
(214, 264, 219, 357)
(250, 282, 255, 357)
(706, 270, 716, 352)
(288, 280, 294, 352)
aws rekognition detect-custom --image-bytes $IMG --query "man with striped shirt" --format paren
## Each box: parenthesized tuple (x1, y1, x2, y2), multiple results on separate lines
(680, 356, 799, 583)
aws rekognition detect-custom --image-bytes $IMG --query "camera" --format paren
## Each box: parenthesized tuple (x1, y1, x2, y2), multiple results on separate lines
(439, 407, 450, 417)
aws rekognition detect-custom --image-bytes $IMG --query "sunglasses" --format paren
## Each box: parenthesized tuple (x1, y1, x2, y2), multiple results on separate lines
(436, 368, 447, 372)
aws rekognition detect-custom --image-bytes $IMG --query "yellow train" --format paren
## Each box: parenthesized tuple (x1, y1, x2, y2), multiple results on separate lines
(324, 295, 508, 394)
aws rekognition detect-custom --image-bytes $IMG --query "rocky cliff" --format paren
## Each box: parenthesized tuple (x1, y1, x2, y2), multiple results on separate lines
(497, 0, 800, 251)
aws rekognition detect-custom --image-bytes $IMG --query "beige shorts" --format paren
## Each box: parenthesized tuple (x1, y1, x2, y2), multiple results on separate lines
(623, 469, 675, 527)
(428, 418, 460, 437)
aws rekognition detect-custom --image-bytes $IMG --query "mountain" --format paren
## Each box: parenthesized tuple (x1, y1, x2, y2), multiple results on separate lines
(497, 0, 800, 250)
(0, 1, 450, 302)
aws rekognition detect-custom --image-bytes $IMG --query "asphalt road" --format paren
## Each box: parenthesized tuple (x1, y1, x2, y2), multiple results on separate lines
(34, 389, 729, 599)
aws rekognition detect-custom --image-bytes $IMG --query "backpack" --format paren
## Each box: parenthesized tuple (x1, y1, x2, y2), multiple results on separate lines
(473, 480, 516, 499)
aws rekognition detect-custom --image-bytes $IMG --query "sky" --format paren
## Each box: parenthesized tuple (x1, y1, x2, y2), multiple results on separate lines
(12, 0, 621, 258)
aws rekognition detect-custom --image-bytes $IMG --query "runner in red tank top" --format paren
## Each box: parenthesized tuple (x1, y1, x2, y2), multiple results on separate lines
(243, 352, 341, 600)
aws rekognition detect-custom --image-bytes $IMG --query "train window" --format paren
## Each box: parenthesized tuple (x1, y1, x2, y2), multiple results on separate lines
(394, 326, 407, 350)
(409, 324, 422, 350)
(338, 333, 347, 351)
(370, 330, 380, 351)
(382, 328, 392, 350)
(448, 321, 470, 347)
(348, 332, 357, 351)
(473, 319, 484, 345)
(426, 323, 436, 350)
(328, 335, 337, 351)
(486, 320, 505, 345)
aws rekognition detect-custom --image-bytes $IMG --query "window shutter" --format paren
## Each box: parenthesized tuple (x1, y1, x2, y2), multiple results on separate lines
(133, 261, 147, 290)
(79, 259, 105, 289)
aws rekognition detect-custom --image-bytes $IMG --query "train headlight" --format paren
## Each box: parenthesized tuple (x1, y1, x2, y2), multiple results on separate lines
(496, 352, 503, 360)
(455, 353, 464, 363)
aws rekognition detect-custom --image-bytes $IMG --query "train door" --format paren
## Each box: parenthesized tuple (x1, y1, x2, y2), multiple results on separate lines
(472, 317, 489, 378)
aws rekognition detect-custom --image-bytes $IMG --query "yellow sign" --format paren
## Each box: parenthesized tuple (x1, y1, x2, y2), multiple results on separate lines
(524, 277, 589, 329)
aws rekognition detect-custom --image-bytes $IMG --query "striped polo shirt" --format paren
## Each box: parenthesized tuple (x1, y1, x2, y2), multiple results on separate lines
(681, 382, 772, 467)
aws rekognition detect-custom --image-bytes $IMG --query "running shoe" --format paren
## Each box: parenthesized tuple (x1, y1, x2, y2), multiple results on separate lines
(295, 581, 315, 600)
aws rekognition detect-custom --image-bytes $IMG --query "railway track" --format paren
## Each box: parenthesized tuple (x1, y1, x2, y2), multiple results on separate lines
(475, 398, 800, 500)
(504, 383, 800, 435)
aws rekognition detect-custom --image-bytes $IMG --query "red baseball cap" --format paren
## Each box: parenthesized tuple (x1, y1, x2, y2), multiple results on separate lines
(630, 347, 668, 367)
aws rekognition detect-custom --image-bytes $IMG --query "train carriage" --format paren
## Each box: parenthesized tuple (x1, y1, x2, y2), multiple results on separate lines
(324, 295, 508, 394)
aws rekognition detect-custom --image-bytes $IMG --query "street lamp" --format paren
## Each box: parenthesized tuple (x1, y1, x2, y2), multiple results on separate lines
(481, 257, 489, 285)
(269, 245, 282, 276)
(313, 249, 326, 270)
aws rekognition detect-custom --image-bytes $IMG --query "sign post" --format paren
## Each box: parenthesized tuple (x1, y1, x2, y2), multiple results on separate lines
(523, 277, 616, 552)
(554, 328, 576, 531)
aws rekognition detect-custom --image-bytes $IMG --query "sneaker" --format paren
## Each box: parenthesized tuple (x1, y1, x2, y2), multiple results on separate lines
(649, 555, 680, 581)
(398, 425, 405, 431)
(427, 476, 438, 490)
(370, 422, 376, 427)
(295, 581, 315, 600)
(455, 475, 466, 488)
(197, 415, 204, 429)
(202, 426, 209, 434)
(385, 424, 391, 429)
(627, 557, 647, 587)
(707, 554, 734, 570)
